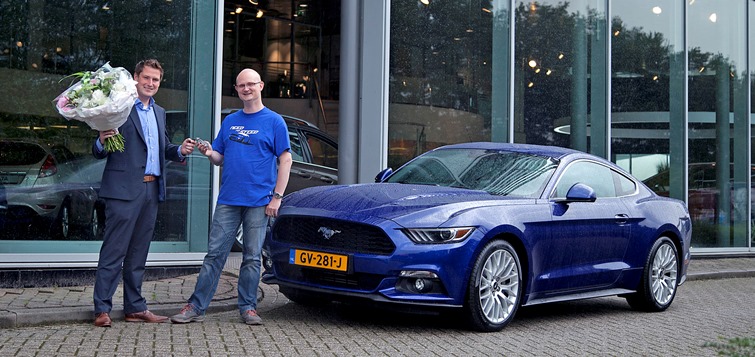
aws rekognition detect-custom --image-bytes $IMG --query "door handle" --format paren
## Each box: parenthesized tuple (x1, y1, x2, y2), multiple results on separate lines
(293, 170, 311, 179)
(615, 214, 629, 224)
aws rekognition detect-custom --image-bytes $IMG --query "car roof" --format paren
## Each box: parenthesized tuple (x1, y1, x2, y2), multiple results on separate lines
(219, 108, 318, 129)
(436, 142, 584, 160)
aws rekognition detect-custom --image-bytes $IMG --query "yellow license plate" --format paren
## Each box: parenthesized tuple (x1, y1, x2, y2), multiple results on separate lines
(290, 249, 348, 272)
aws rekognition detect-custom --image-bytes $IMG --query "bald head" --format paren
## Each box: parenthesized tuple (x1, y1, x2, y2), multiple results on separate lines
(237, 69, 261, 83)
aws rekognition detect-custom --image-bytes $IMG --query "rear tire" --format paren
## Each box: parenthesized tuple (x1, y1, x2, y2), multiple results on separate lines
(464, 240, 522, 332)
(626, 237, 678, 312)
(87, 204, 104, 240)
(55, 202, 71, 239)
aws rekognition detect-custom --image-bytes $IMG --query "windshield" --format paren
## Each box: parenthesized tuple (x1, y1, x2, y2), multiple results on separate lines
(385, 148, 558, 197)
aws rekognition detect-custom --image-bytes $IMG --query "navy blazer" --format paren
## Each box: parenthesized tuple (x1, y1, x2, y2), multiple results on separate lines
(92, 103, 182, 202)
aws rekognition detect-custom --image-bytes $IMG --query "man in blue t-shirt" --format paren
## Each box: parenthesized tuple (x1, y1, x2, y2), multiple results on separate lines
(170, 68, 292, 325)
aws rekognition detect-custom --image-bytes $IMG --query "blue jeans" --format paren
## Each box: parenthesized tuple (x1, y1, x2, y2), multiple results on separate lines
(188, 204, 268, 315)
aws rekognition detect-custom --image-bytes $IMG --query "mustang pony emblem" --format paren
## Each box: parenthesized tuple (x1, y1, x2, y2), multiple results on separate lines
(318, 227, 341, 240)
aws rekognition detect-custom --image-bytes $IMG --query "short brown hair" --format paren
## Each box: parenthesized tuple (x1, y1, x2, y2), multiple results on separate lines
(135, 59, 163, 79)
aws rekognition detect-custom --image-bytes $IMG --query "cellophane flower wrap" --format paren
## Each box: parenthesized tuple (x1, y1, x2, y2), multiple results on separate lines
(53, 62, 137, 152)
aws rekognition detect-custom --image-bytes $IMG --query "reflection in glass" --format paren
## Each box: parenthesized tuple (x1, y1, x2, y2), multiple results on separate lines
(609, 2, 684, 197)
(513, 0, 607, 156)
(0, 1, 192, 242)
(388, 0, 499, 168)
(688, 1, 748, 248)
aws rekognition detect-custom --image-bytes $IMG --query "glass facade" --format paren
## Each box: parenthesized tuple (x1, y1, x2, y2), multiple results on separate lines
(0, 0, 203, 253)
(0, 0, 337, 258)
(1, 0, 753, 261)
(389, 0, 753, 251)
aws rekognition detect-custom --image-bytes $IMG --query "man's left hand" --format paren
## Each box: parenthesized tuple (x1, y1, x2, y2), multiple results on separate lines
(266, 198, 281, 217)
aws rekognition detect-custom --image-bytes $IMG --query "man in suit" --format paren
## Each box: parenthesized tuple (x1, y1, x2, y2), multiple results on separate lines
(92, 59, 195, 327)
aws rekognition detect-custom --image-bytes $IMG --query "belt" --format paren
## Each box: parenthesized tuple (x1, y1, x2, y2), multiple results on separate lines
(143, 175, 158, 182)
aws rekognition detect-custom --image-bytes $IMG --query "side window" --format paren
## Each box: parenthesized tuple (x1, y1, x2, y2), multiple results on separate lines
(287, 130, 305, 162)
(613, 170, 637, 196)
(306, 133, 338, 169)
(554, 161, 616, 198)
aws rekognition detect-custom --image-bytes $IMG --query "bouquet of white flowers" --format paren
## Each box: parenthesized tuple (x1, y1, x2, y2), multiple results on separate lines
(53, 62, 137, 152)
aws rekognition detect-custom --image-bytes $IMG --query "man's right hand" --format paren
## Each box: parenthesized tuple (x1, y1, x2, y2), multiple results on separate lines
(99, 129, 118, 144)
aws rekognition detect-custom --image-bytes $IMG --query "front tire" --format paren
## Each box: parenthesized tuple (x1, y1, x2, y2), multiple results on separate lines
(464, 240, 522, 332)
(626, 237, 679, 312)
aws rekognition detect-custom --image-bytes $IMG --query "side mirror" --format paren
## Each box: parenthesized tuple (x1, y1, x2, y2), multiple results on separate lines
(559, 183, 597, 203)
(375, 168, 393, 183)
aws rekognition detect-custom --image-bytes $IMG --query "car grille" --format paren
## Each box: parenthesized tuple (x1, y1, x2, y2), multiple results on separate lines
(272, 215, 396, 255)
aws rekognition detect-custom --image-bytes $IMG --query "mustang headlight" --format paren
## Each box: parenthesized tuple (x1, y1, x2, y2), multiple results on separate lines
(402, 227, 475, 244)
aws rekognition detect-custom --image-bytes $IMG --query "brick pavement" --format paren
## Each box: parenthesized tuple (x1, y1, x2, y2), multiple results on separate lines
(0, 254, 753, 329)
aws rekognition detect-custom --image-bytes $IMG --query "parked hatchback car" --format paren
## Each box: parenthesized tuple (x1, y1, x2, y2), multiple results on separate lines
(0, 140, 84, 238)
(262, 142, 691, 332)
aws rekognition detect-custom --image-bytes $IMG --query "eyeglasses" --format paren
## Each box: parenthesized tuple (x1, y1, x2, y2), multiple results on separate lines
(235, 82, 261, 89)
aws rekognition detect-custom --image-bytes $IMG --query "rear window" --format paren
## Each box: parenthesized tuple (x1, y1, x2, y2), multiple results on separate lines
(0, 142, 46, 165)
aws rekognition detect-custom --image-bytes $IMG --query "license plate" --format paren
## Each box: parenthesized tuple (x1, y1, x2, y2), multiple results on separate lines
(290, 249, 348, 272)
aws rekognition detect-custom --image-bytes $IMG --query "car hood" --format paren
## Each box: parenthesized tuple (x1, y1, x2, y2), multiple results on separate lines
(282, 183, 526, 225)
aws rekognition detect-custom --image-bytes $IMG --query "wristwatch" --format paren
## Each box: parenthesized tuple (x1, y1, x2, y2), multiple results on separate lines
(273, 192, 284, 199)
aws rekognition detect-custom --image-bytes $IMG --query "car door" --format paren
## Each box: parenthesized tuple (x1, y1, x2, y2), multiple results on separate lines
(533, 160, 632, 294)
(300, 129, 338, 186)
(286, 125, 339, 193)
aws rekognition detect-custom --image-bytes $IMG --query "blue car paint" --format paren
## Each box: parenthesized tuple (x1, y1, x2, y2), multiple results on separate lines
(264, 143, 692, 311)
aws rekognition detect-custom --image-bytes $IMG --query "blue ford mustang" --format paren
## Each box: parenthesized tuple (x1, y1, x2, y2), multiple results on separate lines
(262, 142, 691, 332)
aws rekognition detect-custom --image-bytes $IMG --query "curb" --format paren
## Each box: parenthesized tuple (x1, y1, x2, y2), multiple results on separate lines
(0, 281, 283, 329)
(686, 270, 755, 281)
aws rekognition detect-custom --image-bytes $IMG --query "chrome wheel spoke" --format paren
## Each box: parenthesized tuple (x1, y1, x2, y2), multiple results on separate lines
(650, 244, 677, 305)
(479, 249, 519, 323)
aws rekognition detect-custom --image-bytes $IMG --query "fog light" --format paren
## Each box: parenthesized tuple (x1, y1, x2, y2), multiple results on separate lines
(396, 270, 444, 294)
(414, 278, 433, 292)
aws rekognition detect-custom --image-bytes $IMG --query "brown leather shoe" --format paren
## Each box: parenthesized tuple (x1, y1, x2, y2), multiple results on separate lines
(94, 312, 112, 327)
(125, 310, 168, 323)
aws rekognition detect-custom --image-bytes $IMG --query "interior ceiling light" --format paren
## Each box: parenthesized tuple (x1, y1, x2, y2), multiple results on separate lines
(709, 13, 717, 22)
(256, 9, 264, 18)
(528, 59, 537, 68)
(249, 0, 259, 4)
(652, 6, 662, 15)
(558, 53, 564, 60)
(235, 7, 243, 13)
(482, 7, 491, 13)
(420, 0, 430, 5)
(614, 30, 620, 36)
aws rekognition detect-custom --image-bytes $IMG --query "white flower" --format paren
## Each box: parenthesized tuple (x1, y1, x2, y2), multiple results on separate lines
(90, 89, 107, 107)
